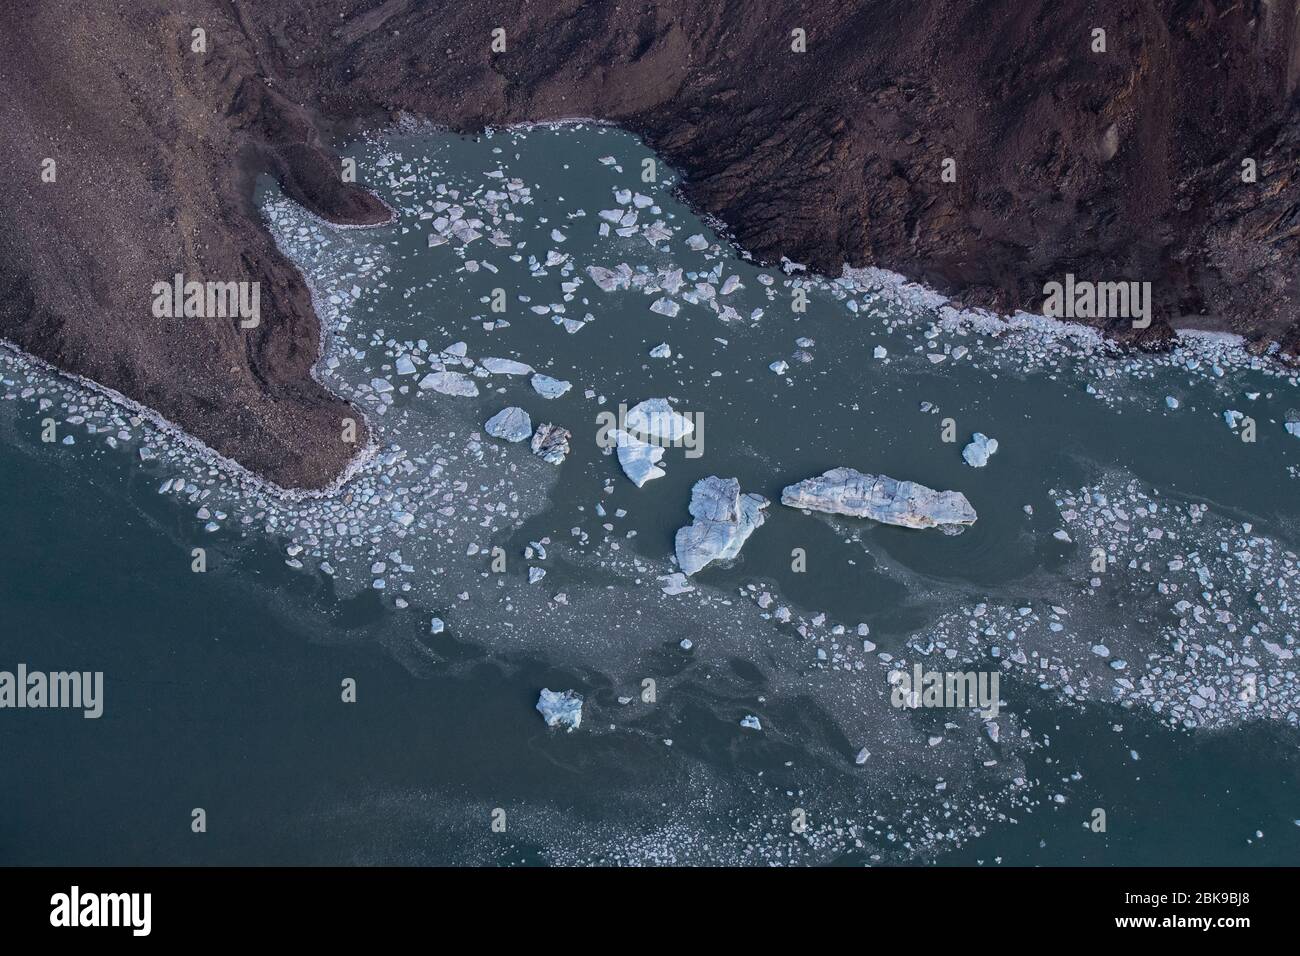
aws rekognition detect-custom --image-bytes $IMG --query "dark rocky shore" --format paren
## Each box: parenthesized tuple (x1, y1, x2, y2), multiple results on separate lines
(2, 0, 1297, 487)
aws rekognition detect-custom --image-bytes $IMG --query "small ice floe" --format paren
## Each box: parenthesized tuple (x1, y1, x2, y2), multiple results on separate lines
(613, 429, 665, 487)
(769, 360, 789, 374)
(679, 638, 694, 651)
(781, 468, 976, 529)
(649, 297, 680, 318)
(739, 715, 762, 731)
(531, 374, 571, 399)
(855, 747, 870, 765)
(649, 343, 672, 359)
(1224, 409, 1243, 429)
(394, 354, 418, 375)
(484, 407, 532, 443)
(1165, 396, 1180, 410)
(686, 234, 709, 251)
(536, 689, 583, 731)
(625, 398, 693, 442)
(1053, 529, 1073, 542)
(531, 423, 571, 465)
(528, 567, 546, 584)
(429, 617, 445, 635)
(873, 345, 888, 359)
(962, 432, 999, 468)
(659, 572, 695, 595)
(674, 476, 768, 575)
(481, 357, 534, 376)
(1285, 420, 1300, 438)
(720, 275, 742, 295)
(418, 371, 479, 397)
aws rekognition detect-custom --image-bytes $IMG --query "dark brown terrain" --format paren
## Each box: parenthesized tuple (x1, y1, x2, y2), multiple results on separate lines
(2, 1, 1298, 487)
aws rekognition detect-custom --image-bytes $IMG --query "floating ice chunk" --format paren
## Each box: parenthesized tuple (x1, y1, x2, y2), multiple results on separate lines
(531, 374, 572, 399)
(720, 275, 742, 295)
(528, 567, 546, 584)
(659, 573, 695, 595)
(649, 343, 672, 358)
(649, 297, 680, 318)
(739, 715, 762, 731)
(536, 689, 583, 731)
(873, 345, 888, 359)
(531, 424, 571, 465)
(1165, 396, 1180, 409)
(962, 433, 999, 467)
(481, 357, 534, 376)
(686, 234, 709, 251)
(626, 398, 693, 442)
(550, 229, 566, 242)
(484, 406, 533, 443)
(429, 617, 445, 635)
(769, 360, 789, 374)
(418, 371, 479, 397)
(781, 468, 976, 529)
(674, 476, 769, 575)
(614, 429, 666, 487)
(855, 747, 870, 765)
(1286, 421, 1300, 438)
(1053, 529, 1073, 542)
(394, 354, 417, 375)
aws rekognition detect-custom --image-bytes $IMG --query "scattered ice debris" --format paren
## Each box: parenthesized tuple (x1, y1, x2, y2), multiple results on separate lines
(418, 371, 479, 397)
(674, 476, 769, 575)
(536, 689, 583, 731)
(781, 468, 977, 529)
(530, 424, 571, 465)
(613, 429, 666, 487)
(531, 373, 571, 399)
(739, 715, 762, 731)
(962, 433, 999, 468)
(484, 407, 532, 443)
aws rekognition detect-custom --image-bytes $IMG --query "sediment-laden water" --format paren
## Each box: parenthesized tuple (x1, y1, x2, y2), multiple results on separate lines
(2, 122, 1298, 865)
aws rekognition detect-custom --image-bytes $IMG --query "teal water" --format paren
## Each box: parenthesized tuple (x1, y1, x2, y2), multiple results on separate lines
(1, 123, 1298, 864)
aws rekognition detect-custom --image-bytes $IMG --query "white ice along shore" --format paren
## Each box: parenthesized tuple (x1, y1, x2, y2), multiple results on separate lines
(674, 476, 769, 575)
(781, 468, 976, 529)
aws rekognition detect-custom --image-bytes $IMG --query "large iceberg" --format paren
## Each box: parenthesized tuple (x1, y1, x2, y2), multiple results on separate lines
(781, 468, 976, 529)
(674, 476, 768, 575)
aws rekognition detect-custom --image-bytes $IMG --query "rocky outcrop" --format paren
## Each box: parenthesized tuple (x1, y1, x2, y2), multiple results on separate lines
(675, 476, 768, 575)
(2, 1, 1298, 487)
(781, 468, 976, 529)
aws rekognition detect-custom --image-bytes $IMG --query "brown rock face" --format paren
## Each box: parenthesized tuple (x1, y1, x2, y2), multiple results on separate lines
(2, 1, 1298, 487)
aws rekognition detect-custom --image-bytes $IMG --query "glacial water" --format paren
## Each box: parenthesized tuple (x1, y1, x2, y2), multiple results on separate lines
(2, 122, 1298, 865)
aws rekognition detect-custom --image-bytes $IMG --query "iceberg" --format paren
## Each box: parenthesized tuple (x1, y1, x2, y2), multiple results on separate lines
(674, 476, 768, 575)
(536, 689, 583, 731)
(781, 468, 976, 529)
(484, 406, 532, 443)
